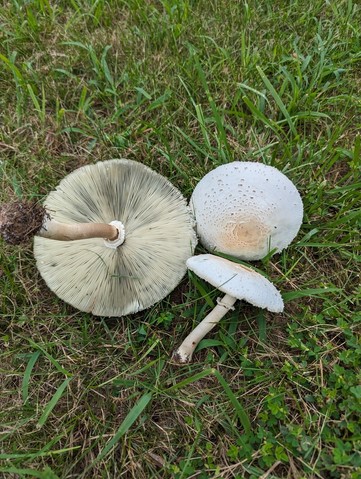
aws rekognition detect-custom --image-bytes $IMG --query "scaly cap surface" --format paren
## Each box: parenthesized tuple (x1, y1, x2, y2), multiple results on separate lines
(191, 162, 303, 260)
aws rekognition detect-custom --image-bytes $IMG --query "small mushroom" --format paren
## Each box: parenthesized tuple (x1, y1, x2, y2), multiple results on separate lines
(191, 161, 303, 260)
(0, 159, 197, 316)
(173, 254, 284, 363)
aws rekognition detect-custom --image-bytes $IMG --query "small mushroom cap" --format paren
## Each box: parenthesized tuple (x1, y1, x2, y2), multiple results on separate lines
(34, 159, 197, 316)
(191, 162, 303, 260)
(187, 254, 284, 313)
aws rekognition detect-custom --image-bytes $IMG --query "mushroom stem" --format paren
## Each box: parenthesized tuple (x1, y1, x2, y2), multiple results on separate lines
(173, 293, 237, 363)
(40, 218, 119, 241)
(0, 200, 124, 245)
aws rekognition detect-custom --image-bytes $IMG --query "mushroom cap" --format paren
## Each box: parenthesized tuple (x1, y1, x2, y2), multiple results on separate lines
(191, 161, 303, 260)
(187, 254, 284, 313)
(34, 159, 197, 316)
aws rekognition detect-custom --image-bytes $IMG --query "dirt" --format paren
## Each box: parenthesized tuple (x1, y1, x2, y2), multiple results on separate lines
(0, 200, 46, 245)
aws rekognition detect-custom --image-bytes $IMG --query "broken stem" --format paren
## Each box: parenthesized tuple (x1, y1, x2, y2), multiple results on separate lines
(173, 293, 237, 363)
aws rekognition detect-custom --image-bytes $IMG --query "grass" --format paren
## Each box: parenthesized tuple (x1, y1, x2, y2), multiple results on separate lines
(0, 0, 360, 478)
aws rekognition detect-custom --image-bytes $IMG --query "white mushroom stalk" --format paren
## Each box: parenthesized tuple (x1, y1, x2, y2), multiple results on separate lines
(0, 196, 125, 246)
(174, 293, 237, 363)
(40, 217, 124, 244)
(173, 254, 284, 363)
(40, 220, 116, 242)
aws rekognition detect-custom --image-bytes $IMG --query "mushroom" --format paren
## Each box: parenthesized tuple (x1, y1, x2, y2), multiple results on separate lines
(0, 159, 197, 316)
(173, 254, 284, 363)
(190, 161, 303, 260)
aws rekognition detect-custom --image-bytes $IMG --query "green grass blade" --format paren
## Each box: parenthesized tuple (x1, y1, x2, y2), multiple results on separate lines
(196, 338, 225, 351)
(283, 287, 341, 302)
(27, 84, 42, 118)
(167, 368, 251, 434)
(0, 446, 81, 460)
(37, 377, 72, 428)
(242, 95, 282, 136)
(22, 350, 41, 404)
(146, 89, 172, 112)
(256, 65, 298, 136)
(257, 310, 267, 342)
(195, 103, 212, 150)
(174, 125, 216, 160)
(167, 368, 215, 391)
(189, 272, 215, 308)
(26, 338, 72, 377)
(352, 133, 360, 168)
(0, 468, 59, 479)
(192, 51, 231, 159)
(0, 52, 25, 85)
(94, 392, 152, 463)
(61, 40, 89, 50)
(213, 370, 251, 435)
(237, 82, 268, 100)
(100, 45, 114, 88)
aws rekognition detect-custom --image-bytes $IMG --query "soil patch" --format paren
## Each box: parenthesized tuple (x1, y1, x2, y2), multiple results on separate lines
(0, 200, 46, 245)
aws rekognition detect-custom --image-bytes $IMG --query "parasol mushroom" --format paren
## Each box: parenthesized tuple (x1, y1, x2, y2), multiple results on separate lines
(190, 161, 303, 260)
(173, 254, 284, 363)
(0, 159, 197, 316)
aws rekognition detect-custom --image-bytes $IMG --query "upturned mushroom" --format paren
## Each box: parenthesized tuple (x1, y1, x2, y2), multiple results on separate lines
(190, 161, 303, 260)
(173, 254, 284, 363)
(0, 159, 197, 316)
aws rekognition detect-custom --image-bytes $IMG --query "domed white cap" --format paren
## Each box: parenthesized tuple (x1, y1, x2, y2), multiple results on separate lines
(191, 162, 303, 260)
(187, 254, 284, 313)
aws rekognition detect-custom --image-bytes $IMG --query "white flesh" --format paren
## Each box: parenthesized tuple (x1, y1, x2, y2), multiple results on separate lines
(173, 293, 237, 363)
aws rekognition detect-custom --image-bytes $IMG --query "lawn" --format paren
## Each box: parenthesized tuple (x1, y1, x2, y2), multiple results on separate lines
(0, 1, 360, 478)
